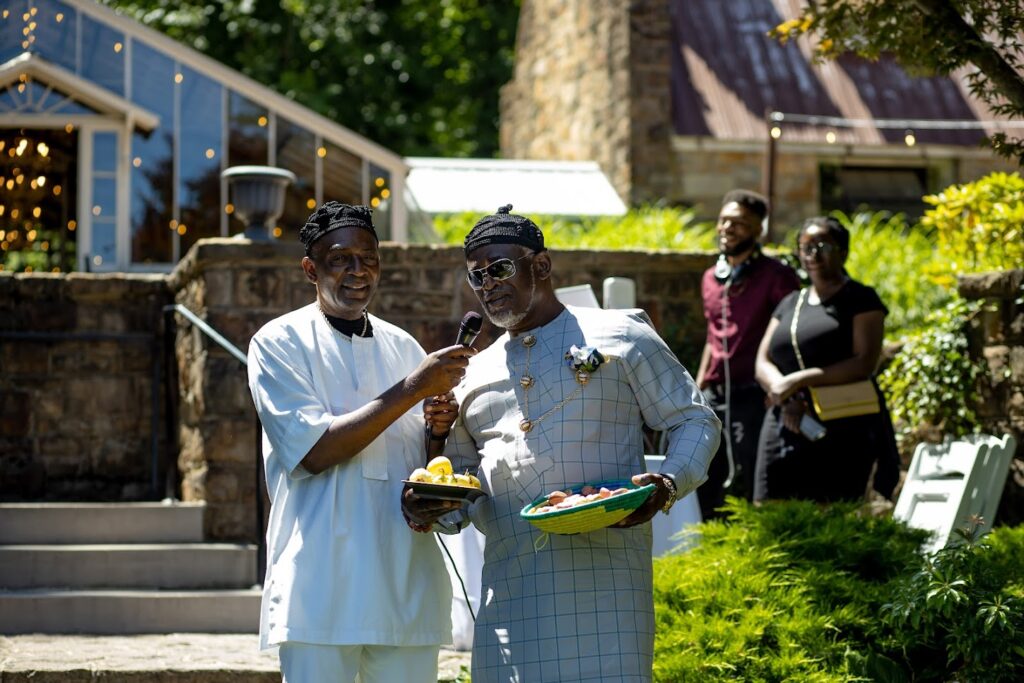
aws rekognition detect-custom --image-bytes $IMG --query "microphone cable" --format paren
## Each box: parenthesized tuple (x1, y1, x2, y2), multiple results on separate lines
(719, 278, 737, 490)
(435, 532, 476, 624)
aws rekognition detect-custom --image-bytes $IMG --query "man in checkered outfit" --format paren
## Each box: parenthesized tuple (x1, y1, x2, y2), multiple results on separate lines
(403, 205, 720, 682)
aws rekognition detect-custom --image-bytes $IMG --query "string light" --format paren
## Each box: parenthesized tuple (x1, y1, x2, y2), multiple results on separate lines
(316, 146, 327, 158)
(374, 177, 385, 188)
(174, 73, 183, 84)
(770, 126, 782, 139)
(224, 204, 234, 214)
(272, 227, 283, 238)
(306, 198, 316, 209)
(257, 116, 268, 127)
(204, 148, 215, 159)
(904, 130, 916, 147)
(825, 130, 837, 144)
(132, 157, 141, 167)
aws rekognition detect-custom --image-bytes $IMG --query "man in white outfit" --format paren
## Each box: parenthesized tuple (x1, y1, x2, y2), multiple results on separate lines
(247, 202, 474, 682)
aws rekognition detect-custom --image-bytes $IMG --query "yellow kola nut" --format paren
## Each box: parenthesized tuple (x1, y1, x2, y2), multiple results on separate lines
(426, 456, 453, 476)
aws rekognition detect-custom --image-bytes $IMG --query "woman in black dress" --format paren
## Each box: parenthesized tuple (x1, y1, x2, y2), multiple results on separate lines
(753, 217, 899, 502)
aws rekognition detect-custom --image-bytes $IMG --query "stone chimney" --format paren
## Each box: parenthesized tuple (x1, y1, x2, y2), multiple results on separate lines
(499, 0, 673, 206)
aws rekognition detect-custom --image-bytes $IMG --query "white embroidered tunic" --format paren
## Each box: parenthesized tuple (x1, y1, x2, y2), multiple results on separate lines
(248, 304, 452, 650)
(445, 306, 720, 683)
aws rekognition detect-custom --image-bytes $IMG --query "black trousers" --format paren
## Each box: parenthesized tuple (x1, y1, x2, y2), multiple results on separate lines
(697, 382, 767, 520)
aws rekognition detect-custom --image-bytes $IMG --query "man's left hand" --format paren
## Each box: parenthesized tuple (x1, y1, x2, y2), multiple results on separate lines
(610, 472, 673, 528)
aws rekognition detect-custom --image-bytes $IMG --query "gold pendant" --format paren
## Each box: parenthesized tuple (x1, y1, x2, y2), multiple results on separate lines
(575, 370, 590, 385)
(519, 419, 533, 433)
(523, 334, 537, 347)
(520, 375, 534, 389)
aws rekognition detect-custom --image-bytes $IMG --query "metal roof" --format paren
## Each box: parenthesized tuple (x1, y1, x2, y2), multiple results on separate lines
(670, 0, 1020, 146)
(405, 158, 628, 216)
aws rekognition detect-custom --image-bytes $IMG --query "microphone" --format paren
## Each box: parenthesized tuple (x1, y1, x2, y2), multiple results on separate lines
(456, 311, 483, 347)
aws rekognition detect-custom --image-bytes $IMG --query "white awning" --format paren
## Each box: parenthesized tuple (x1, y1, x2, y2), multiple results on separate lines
(406, 157, 627, 216)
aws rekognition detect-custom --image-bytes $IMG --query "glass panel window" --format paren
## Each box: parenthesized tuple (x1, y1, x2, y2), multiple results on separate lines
(33, 0, 77, 73)
(90, 129, 118, 272)
(368, 164, 392, 241)
(130, 41, 174, 264)
(275, 117, 316, 241)
(321, 140, 362, 206)
(0, 127, 78, 273)
(92, 131, 116, 174)
(227, 92, 268, 168)
(0, 1, 30, 64)
(178, 65, 223, 256)
(80, 13, 124, 96)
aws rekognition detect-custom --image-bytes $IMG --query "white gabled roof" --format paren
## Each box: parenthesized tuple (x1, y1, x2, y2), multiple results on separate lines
(0, 52, 159, 130)
(405, 157, 627, 216)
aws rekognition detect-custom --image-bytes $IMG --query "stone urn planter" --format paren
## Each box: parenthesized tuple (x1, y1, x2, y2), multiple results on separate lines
(221, 166, 297, 241)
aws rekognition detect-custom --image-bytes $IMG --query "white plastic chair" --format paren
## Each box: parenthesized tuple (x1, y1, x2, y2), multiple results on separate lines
(894, 433, 1016, 553)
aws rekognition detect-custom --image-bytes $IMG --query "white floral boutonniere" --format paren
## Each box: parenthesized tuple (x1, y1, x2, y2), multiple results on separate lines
(564, 345, 606, 385)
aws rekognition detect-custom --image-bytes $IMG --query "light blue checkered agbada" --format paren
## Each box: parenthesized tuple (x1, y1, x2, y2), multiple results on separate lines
(443, 305, 720, 683)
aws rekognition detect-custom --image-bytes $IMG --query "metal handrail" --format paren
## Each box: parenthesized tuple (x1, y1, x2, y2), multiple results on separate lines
(164, 304, 266, 585)
(165, 304, 248, 365)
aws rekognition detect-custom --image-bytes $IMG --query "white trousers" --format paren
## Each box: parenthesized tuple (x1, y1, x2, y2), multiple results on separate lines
(279, 642, 440, 683)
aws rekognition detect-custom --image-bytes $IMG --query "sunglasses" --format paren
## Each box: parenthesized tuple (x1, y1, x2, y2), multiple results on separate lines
(466, 254, 534, 290)
(798, 241, 839, 258)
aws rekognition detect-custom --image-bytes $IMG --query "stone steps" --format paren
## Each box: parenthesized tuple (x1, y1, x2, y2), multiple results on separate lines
(0, 502, 260, 635)
(0, 543, 255, 589)
(0, 502, 205, 544)
(0, 588, 262, 635)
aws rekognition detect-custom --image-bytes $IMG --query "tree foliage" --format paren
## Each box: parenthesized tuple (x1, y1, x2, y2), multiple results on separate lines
(101, 0, 519, 157)
(774, 0, 1024, 163)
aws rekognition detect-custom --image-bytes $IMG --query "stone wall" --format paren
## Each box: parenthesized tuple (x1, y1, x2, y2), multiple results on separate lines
(0, 273, 171, 501)
(168, 239, 714, 539)
(959, 270, 1024, 526)
(500, 0, 635, 201)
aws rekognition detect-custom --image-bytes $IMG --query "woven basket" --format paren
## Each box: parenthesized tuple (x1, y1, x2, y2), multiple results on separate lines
(519, 480, 655, 535)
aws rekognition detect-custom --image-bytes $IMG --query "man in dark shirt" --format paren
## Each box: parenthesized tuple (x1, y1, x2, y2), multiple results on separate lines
(695, 190, 799, 519)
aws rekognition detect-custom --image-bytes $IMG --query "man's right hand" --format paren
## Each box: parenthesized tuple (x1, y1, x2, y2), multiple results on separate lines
(407, 345, 477, 399)
(401, 485, 464, 532)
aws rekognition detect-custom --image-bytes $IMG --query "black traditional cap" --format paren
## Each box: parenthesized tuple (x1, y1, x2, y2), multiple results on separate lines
(463, 204, 546, 256)
(299, 201, 377, 254)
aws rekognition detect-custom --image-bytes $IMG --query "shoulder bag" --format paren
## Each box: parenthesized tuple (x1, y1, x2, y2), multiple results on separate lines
(790, 288, 881, 421)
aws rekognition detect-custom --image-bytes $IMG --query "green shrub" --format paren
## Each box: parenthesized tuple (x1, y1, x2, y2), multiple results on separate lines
(877, 297, 986, 441)
(877, 520, 1024, 682)
(838, 211, 952, 339)
(653, 499, 926, 682)
(432, 205, 717, 251)
(921, 171, 1024, 277)
(653, 501, 1024, 682)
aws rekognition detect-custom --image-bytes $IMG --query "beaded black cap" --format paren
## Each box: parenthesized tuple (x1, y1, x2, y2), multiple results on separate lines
(299, 202, 377, 255)
(463, 204, 545, 256)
